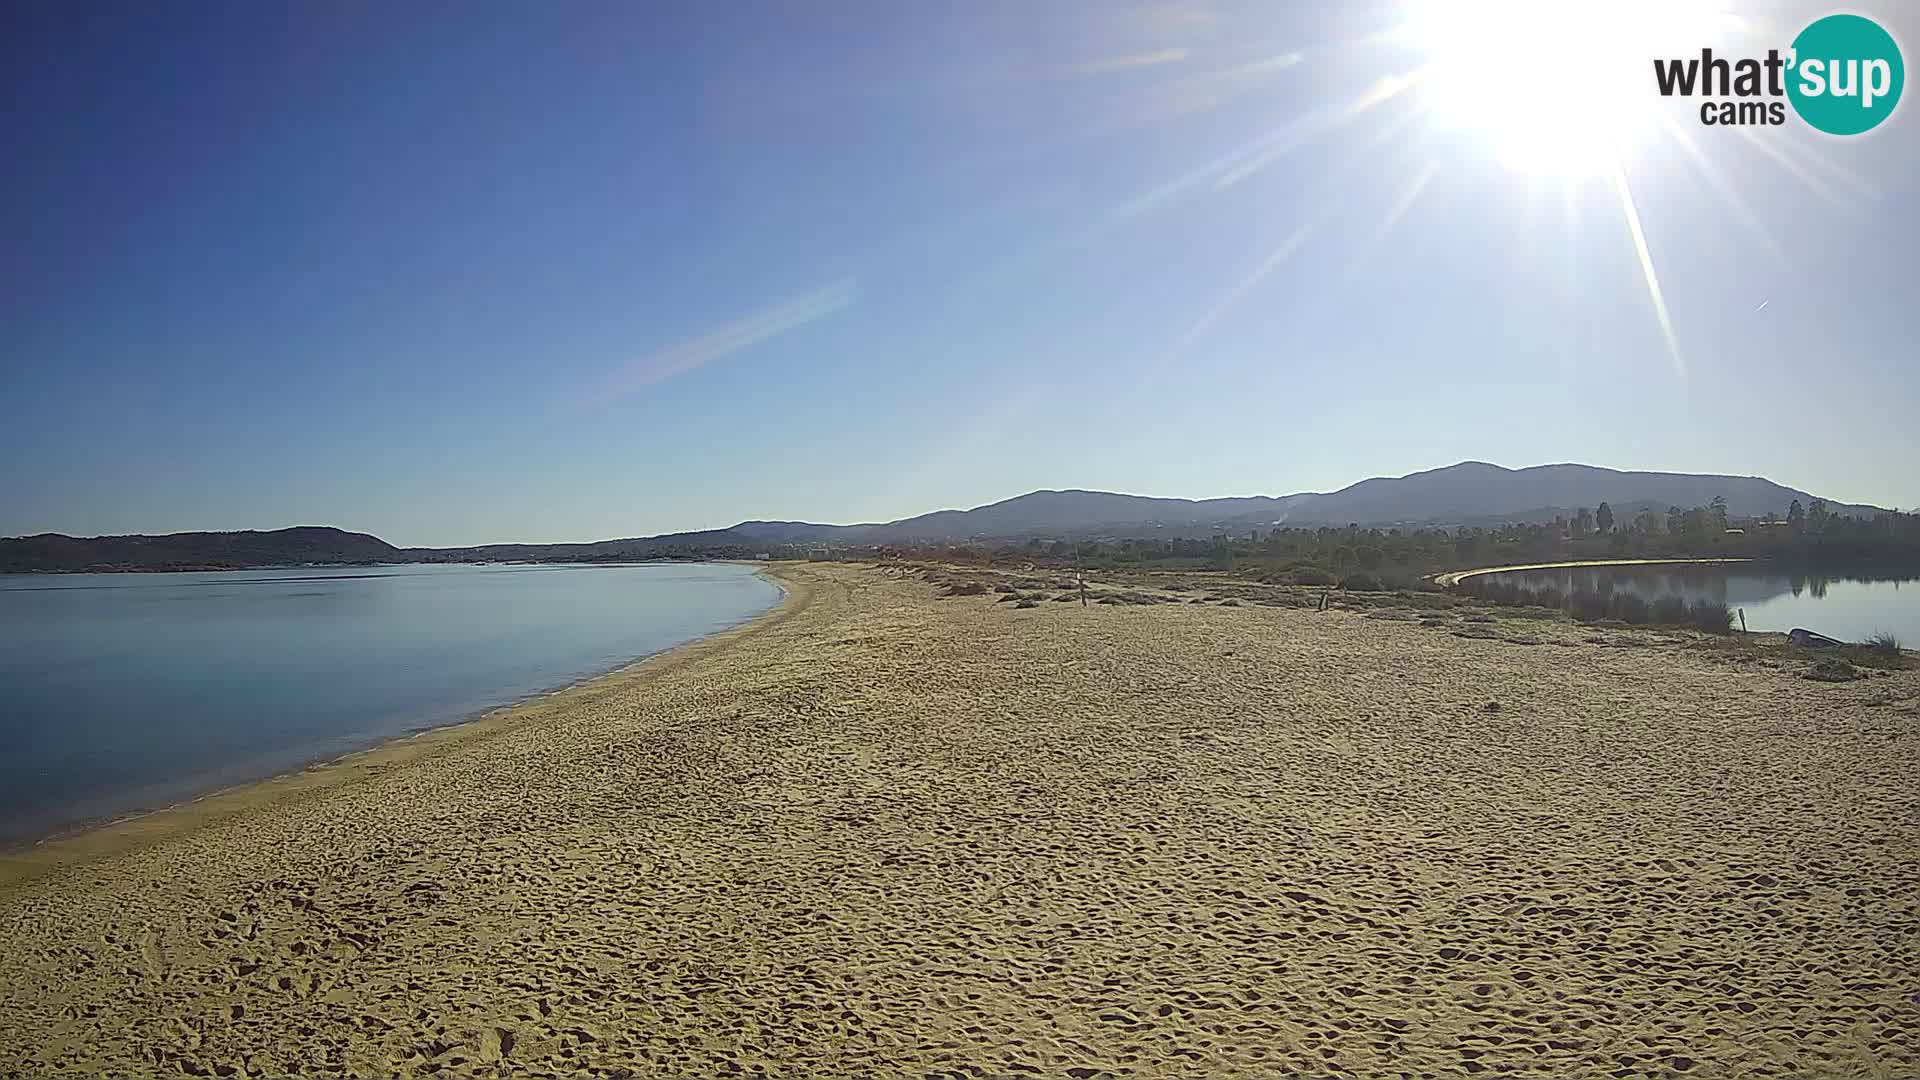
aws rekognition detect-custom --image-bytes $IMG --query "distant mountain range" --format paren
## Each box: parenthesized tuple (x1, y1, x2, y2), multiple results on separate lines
(1, 462, 1888, 572)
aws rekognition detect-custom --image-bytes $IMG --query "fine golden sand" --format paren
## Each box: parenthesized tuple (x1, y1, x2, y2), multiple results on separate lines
(2, 563, 1917, 1078)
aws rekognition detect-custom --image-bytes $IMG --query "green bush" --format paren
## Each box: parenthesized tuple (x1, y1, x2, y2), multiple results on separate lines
(1687, 600, 1734, 634)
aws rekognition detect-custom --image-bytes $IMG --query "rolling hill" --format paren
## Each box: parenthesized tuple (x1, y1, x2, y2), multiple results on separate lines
(721, 462, 1882, 545)
(1, 462, 1887, 571)
(0, 527, 400, 573)
(1281, 461, 1877, 527)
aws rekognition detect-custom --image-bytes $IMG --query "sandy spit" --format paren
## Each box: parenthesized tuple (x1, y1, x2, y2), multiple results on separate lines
(1430, 559, 1756, 588)
(1, 563, 1916, 1078)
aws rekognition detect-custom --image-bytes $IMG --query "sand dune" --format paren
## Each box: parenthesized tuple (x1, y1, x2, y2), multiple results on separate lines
(2, 563, 1916, 1077)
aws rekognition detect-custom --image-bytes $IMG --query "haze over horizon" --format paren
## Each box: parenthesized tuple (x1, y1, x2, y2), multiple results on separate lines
(5, 2, 1916, 547)
(1, 457, 1898, 550)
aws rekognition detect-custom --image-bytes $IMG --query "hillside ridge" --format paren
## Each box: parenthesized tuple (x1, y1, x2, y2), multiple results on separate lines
(2, 461, 1887, 571)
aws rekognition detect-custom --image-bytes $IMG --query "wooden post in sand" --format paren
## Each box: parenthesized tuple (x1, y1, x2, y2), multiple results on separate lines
(1739, 608, 1748, 633)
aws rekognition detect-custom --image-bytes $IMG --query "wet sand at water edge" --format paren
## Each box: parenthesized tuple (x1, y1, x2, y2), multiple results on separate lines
(2, 562, 1916, 1078)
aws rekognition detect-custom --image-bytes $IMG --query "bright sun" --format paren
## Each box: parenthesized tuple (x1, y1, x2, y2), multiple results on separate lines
(1403, 0, 1730, 176)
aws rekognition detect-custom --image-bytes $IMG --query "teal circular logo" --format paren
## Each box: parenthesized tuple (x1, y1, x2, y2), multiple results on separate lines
(1787, 14, 1904, 135)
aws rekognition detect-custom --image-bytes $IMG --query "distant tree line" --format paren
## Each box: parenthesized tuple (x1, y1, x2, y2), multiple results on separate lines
(839, 501, 1920, 589)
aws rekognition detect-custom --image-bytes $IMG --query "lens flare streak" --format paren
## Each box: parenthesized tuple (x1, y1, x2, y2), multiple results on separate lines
(1656, 116, 1785, 264)
(580, 280, 857, 407)
(1160, 222, 1319, 364)
(1609, 167, 1685, 378)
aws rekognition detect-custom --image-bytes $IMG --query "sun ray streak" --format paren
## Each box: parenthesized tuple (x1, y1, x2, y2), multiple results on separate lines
(1348, 64, 1432, 118)
(1160, 222, 1319, 364)
(1118, 110, 1336, 216)
(1769, 130, 1879, 204)
(1328, 160, 1439, 295)
(1080, 50, 1308, 141)
(1211, 112, 1344, 190)
(1119, 63, 1429, 215)
(1657, 116, 1784, 265)
(575, 280, 856, 409)
(1731, 126, 1842, 205)
(1065, 49, 1189, 76)
(1609, 167, 1684, 379)
(1375, 160, 1439, 245)
(928, 51, 1434, 318)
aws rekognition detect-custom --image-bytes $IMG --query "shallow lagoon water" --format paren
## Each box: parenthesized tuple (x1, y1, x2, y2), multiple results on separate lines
(0, 562, 779, 843)
(1486, 564, 1919, 642)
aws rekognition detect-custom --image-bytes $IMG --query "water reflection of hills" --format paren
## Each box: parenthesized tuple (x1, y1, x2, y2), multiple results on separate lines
(1495, 566, 1917, 605)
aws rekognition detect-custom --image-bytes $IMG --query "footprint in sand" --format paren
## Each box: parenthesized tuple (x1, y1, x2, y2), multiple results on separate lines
(138, 925, 170, 985)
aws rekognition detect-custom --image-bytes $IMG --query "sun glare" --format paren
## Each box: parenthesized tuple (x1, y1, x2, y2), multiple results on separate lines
(1403, 0, 1728, 176)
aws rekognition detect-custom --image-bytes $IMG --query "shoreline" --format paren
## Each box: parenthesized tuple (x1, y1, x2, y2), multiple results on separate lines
(0, 565, 804, 885)
(1430, 556, 1757, 588)
(0, 557, 744, 578)
(3, 562, 1913, 1078)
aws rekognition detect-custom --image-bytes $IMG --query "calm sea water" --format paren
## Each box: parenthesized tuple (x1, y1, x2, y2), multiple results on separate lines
(0, 562, 780, 844)
(1487, 564, 1920, 642)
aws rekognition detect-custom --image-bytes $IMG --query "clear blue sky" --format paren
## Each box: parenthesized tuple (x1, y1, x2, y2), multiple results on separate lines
(4, 1, 1915, 545)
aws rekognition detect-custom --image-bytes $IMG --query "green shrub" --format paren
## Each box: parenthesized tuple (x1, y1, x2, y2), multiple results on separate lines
(1687, 600, 1733, 634)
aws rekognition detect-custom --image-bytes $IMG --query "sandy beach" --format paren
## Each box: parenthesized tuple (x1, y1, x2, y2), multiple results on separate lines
(2, 562, 1916, 1078)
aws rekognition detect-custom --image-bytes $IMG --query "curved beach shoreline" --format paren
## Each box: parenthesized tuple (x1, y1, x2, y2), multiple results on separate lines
(2, 563, 1915, 1078)
(0, 567, 801, 885)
